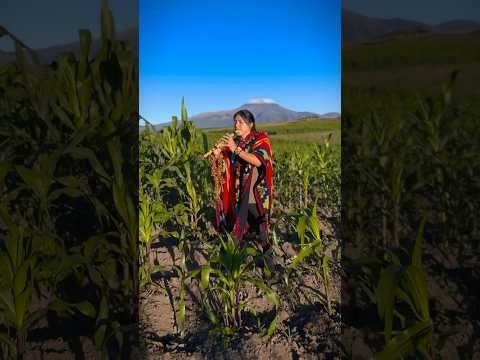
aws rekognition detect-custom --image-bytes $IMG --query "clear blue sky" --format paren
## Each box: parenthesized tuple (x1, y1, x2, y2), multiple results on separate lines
(140, 0, 341, 124)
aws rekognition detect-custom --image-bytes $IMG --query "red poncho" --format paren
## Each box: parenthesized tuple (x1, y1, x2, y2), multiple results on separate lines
(215, 130, 273, 243)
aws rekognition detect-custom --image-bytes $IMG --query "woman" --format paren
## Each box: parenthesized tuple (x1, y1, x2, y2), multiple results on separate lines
(212, 109, 273, 255)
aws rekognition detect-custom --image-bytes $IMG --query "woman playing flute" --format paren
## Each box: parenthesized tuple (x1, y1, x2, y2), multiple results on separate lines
(211, 109, 274, 257)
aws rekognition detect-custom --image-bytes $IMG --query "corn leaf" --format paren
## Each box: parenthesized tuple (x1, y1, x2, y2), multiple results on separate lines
(375, 320, 432, 360)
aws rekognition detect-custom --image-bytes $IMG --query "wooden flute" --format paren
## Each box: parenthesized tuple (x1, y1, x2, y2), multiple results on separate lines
(203, 132, 236, 158)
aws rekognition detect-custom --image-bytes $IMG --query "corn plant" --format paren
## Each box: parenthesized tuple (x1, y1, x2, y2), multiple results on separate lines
(0, 208, 42, 359)
(139, 192, 157, 289)
(312, 134, 341, 212)
(0, 0, 139, 357)
(284, 201, 333, 314)
(186, 233, 280, 338)
(374, 218, 432, 359)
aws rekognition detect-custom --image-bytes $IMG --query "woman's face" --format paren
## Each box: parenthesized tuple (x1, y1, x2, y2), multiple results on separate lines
(234, 115, 252, 138)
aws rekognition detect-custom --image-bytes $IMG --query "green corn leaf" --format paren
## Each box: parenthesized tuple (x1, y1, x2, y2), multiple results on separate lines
(202, 133, 209, 153)
(400, 265, 430, 321)
(374, 320, 432, 360)
(83, 236, 100, 259)
(56, 176, 82, 188)
(249, 278, 280, 309)
(308, 202, 321, 240)
(0, 162, 12, 189)
(263, 260, 272, 279)
(14, 261, 29, 297)
(267, 315, 277, 337)
(15, 285, 32, 330)
(74, 301, 96, 318)
(97, 296, 108, 322)
(187, 268, 201, 279)
(201, 265, 212, 290)
(244, 246, 257, 258)
(204, 305, 218, 325)
(15, 166, 46, 196)
(0, 332, 16, 352)
(181, 96, 188, 123)
(114, 322, 124, 350)
(0, 212, 19, 268)
(113, 181, 128, 225)
(297, 216, 307, 247)
(375, 265, 398, 343)
(288, 239, 322, 271)
(411, 217, 426, 267)
(78, 29, 92, 63)
(69, 147, 109, 179)
(48, 187, 83, 202)
(272, 230, 279, 246)
(78, 76, 93, 118)
(212, 326, 235, 337)
(395, 287, 420, 320)
(51, 102, 76, 130)
(0, 290, 15, 320)
(0, 251, 14, 283)
(178, 287, 186, 325)
(101, 0, 115, 42)
(95, 324, 107, 348)
(101, 259, 118, 288)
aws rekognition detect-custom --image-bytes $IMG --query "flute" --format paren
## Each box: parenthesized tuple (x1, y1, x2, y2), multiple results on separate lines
(203, 132, 235, 159)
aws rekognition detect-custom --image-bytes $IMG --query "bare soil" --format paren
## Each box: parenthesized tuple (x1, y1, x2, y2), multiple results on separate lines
(137, 210, 343, 359)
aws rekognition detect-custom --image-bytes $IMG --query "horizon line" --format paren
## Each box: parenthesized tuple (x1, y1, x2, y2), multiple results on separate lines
(140, 111, 342, 126)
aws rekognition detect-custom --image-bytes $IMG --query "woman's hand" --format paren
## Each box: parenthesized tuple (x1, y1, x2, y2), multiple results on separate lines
(221, 134, 237, 152)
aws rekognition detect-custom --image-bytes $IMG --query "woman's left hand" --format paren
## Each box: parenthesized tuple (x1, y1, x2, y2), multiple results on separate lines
(221, 134, 237, 152)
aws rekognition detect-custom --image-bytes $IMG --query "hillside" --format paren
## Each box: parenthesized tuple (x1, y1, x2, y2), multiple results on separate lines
(203, 117, 341, 151)
(342, 31, 480, 99)
(0, 27, 137, 64)
(342, 8, 480, 43)
(146, 101, 339, 130)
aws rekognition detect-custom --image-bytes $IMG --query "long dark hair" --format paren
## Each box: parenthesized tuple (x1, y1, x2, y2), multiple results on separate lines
(233, 109, 256, 131)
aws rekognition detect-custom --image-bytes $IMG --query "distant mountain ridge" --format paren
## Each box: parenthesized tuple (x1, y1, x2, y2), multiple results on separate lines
(0, 27, 137, 64)
(342, 8, 480, 43)
(191, 102, 320, 128)
(146, 102, 339, 130)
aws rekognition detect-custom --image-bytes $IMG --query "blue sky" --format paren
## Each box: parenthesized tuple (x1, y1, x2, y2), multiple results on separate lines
(140, 0, 341, 124)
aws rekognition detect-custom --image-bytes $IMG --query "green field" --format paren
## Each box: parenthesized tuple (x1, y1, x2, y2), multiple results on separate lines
(342, 32, 480, 358)
(343, 33, 480, 70)
(203, 117, 341, 153)
(343, 32, 480, 102)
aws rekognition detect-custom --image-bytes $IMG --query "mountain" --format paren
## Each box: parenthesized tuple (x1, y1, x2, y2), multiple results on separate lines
(433, 20, 480, 33)
(342, 8, 480, 43)
(0, 50, 15, 64)
(146, 101, 337, 131)
(0, 27, 137, 65)
(342, 8, 429, 43)
(191, 101, 333, 129)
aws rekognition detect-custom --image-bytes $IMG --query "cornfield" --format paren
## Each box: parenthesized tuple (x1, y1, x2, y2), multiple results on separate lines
(342, 69, 480, 358)
(139, 102, 342, 355)
(0, 2, 138, 358)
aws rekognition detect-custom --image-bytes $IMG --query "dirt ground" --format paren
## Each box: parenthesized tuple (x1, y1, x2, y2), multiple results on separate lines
(137, 210, 343, 359)
(341, 233, 480, 359)
(19, 209, 342, 359)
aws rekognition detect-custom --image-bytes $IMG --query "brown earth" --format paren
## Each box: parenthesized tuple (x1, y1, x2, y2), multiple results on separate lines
(137, 209, 343, 359)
